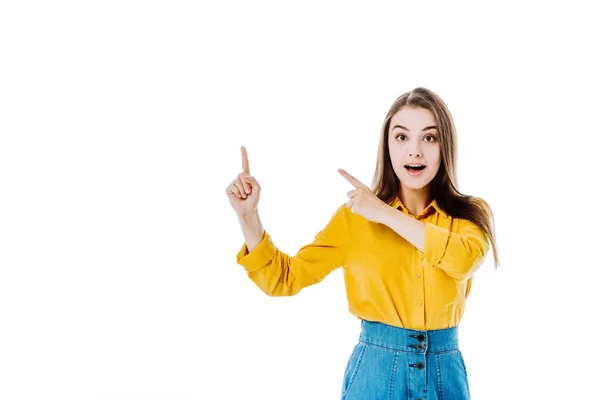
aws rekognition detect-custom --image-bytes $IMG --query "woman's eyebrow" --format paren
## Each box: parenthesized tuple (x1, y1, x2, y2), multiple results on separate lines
(392, 124, 438, 132)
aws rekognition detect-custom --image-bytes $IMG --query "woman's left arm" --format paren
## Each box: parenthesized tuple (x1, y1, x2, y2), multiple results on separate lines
(380, 207, 426, 252)
(381, 208, 490, 283)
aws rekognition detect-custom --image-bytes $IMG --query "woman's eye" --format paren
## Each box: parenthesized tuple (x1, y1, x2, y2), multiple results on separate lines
(395, 134, 436, 141)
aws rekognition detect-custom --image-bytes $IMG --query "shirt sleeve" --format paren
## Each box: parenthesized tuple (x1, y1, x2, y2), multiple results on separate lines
(422, 218, 490, 282)
(236, 204, 351, 296)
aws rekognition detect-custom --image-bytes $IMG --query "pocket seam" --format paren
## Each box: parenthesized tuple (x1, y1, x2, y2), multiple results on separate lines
(341, 343, 367, 398)
(458, 350, 471, 397)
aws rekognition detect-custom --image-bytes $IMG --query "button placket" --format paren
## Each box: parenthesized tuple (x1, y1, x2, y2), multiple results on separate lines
(409, 333, 427, 352)
(407, 331, 428, 395)
(407, 333, 428, 397)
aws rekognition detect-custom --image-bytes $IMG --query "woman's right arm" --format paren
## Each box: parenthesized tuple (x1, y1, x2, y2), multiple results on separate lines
(235, 204, 351, 297)
(237, 209, 265, 253)
(226, 146, 350, 296)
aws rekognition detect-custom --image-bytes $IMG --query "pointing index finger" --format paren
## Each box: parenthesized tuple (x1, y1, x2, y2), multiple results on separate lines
(241, 146, 250, 174)
(338, 168, 366, 189)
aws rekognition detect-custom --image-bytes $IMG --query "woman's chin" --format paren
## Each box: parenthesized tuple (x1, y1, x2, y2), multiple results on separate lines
(398, 177, 432, 190)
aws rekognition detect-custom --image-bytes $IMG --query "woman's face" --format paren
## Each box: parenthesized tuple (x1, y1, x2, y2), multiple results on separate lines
(388, 107, 441, 190)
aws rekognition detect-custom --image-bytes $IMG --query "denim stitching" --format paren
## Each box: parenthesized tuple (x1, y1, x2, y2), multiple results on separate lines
(388, 352, 398, 400)
(360, 338, 457, 354)
(436, 353, 444, 400)
(458, 350, 471, 398)
(341, 343, 367, 398)
(407, 356, 412, 399)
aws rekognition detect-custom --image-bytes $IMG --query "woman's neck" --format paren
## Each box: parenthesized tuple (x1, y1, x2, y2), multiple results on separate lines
(399, 188, 432, 217)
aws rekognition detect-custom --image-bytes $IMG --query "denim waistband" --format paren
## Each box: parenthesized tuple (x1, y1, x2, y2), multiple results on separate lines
(358, 319, 459, 354)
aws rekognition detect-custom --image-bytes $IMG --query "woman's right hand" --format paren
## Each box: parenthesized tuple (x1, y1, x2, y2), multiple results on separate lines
(225, 146, 261, 217)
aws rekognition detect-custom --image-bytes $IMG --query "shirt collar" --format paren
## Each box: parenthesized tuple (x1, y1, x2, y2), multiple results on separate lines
(390, 195, 448, 219)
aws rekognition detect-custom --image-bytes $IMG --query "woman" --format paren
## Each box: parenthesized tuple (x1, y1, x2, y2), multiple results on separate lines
(225, 87, 499, 399)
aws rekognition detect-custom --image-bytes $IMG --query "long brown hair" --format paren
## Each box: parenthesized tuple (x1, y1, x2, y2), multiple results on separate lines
(371, 87, 500, 269)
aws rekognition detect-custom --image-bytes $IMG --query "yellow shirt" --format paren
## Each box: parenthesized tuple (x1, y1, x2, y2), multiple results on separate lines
(236, 196, 490, 330)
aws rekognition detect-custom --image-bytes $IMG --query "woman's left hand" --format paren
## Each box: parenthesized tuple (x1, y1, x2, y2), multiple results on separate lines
(338, 168, 390, 224)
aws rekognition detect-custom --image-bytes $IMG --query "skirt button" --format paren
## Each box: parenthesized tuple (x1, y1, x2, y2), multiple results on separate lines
(416, 362, 425, 370)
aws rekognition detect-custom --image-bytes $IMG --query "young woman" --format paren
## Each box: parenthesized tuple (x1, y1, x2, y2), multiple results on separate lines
(226, 87, 499, 399)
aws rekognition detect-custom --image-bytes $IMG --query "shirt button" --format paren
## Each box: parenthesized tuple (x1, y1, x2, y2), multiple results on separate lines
(418, 301, 423, 307)
(417, 273, 421, 278)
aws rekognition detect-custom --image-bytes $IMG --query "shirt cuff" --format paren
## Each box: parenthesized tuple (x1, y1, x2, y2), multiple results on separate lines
(423, 221, 451, 267)
(236, 230, 277, 272)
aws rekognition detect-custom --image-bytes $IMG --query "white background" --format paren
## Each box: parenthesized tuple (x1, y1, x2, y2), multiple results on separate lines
(1, 1, 598, 399)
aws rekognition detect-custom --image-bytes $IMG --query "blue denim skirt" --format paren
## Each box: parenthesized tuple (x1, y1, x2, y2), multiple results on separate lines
(341, 319, 470, 399)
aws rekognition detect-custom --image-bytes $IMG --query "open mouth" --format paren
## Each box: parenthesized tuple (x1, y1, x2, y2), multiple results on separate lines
(404, 165, 426, 175)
